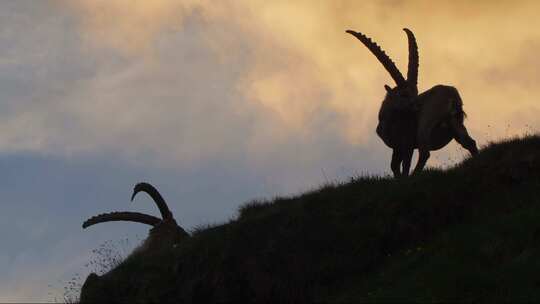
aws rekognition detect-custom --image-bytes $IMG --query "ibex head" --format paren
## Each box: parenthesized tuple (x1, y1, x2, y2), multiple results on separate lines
(346, 28, 419, 145)
(82, 182, 189, 249)
(82, 183, 187, 239)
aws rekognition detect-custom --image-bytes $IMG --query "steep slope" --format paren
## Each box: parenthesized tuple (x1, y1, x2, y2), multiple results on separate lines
(80, 135, 540, 303)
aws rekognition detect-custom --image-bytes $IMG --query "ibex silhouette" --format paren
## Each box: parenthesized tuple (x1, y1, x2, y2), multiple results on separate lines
(80, 182, 189, 302)
(346, 28, 478, 177)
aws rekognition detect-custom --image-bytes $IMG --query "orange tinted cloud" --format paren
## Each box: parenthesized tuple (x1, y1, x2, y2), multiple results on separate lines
(62, 0, 207, 53)
(47, 1, 540, 163)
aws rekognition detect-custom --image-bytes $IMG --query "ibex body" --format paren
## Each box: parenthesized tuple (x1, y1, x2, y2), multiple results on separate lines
(347, 28, 478, 177)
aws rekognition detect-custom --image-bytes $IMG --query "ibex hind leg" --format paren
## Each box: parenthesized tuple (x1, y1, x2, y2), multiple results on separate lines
(450, 119, 479, 155)
(412, 122, 434, 175)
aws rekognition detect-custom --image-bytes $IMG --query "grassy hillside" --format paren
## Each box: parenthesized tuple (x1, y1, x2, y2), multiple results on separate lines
(80, 135, 540, 303)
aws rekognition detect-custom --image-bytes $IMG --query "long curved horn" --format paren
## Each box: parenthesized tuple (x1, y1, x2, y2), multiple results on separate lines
(403, 28, 419, 95)
(82, 212, 162, 229)
(346, 30, 406, 87)
(131, 182, 172, 220)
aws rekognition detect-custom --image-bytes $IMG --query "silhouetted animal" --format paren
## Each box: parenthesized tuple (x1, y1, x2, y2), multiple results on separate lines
(80, 182, 189, 302)
(346, 28, 478, 177)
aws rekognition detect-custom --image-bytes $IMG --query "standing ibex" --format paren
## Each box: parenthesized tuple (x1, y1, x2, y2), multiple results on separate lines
(346, 28, 478, 177)
(80, 182, 189, 302)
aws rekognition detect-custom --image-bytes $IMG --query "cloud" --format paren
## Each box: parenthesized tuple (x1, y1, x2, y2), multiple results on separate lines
(3, 2, 540, 301)
(58, 0, 540, 151)
(0, 1, 539, 173)
(59, 0, 207, 54)
(0, 1, 539, 176)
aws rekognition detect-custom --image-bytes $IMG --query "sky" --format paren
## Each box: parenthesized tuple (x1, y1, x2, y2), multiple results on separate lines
(0, 0, 539, 301)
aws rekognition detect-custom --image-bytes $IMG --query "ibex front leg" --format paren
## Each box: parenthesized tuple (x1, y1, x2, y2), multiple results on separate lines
(391, 148, 414, 178)
(401, 148, 414, 176)
(413, 148, 430, 174)
(391, 149, 402, 177)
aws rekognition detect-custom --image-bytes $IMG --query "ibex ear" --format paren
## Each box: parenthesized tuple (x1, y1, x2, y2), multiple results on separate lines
(384, 85, 392, 93)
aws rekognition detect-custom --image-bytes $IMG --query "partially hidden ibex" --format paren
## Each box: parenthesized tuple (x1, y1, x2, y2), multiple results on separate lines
(346, 28, 478, 177)
(80, 182, 189, 302)
(83, 182, 189, 247)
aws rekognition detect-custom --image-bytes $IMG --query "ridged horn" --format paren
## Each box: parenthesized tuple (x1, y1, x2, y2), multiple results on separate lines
(82, 212, 162, 229)
(346, 29, 406, 87)
(403, 28, 419, 95)
(131, 182, 172, 220)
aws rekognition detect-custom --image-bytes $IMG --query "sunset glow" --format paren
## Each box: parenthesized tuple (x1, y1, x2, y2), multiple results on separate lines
(1, 1, 539, 301)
